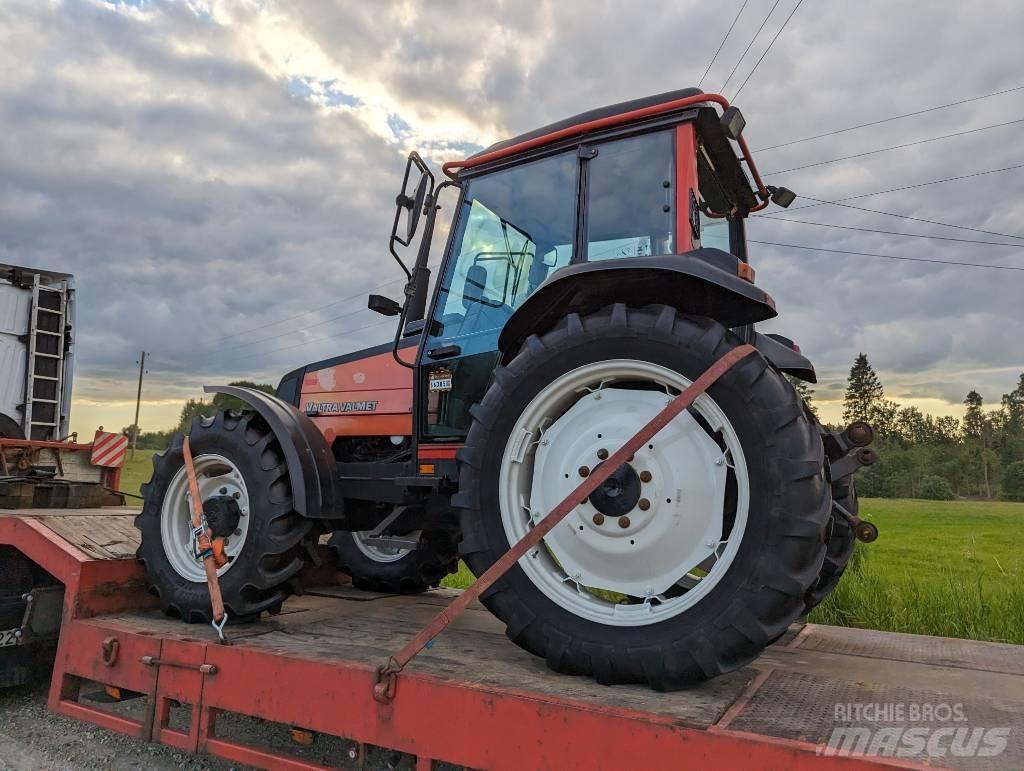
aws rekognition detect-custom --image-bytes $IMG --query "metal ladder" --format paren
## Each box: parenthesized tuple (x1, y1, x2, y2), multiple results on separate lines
(23, 274, 69, 441)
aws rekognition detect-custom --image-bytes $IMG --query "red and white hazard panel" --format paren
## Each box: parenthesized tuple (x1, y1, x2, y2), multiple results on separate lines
(91, 431, 129, 468)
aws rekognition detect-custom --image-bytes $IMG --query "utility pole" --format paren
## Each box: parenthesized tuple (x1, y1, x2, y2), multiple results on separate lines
(132, 351, 147, 460)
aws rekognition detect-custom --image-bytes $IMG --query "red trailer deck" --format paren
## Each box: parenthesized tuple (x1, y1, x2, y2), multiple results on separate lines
(1, 507, 1022, 770)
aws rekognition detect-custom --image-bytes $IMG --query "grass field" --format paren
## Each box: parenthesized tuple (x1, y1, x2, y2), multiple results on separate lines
(119, 448, 158, 499)
(117, 452, 1024, 644)
(808, 498, 1024, 644)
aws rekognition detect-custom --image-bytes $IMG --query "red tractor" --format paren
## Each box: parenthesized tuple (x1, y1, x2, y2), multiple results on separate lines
(137, 88, 875, 689)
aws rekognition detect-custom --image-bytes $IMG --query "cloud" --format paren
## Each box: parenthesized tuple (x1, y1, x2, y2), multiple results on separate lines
(0, 0, 1021, 433)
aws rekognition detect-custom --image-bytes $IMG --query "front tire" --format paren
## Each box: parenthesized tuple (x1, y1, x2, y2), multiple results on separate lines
(456, 305, 829, 689)
(136, 412, 313, 622)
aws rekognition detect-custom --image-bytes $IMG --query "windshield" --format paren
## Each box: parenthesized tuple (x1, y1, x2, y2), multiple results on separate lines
(430, 151, 577, 346)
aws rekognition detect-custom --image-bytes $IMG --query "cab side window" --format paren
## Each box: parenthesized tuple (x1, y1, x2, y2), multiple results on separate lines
(584, 130, 675, 260)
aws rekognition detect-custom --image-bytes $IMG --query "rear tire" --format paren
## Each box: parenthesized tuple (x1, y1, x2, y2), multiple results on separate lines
(135, 412, 313, 623)
(803, 478, 858, 614)
(329, 528, 458, 594)
(455, 304, 829, 690)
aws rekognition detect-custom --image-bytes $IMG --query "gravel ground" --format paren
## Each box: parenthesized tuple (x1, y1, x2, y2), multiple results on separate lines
(0, 676, 422, 770)
(0, 679, 241, 771)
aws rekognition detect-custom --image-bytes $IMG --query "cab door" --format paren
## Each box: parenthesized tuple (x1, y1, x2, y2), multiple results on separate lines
(418, 150, 578, 442)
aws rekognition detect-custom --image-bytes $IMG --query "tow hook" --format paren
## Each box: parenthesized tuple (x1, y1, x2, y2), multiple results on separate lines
(829, 446, 877, 480)
(833, 500, 879, 543)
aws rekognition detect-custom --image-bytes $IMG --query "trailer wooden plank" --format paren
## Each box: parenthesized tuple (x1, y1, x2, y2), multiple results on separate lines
(0, 509, 140, 559)
(794, 623, 1024, 676)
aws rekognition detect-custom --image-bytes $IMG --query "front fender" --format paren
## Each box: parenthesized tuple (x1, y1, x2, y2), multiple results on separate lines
(203, 385, 338, 518)
(498, 249, 777, 359)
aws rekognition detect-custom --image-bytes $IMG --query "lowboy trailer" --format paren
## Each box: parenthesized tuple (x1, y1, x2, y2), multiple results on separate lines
(1, 506, 1021, 770)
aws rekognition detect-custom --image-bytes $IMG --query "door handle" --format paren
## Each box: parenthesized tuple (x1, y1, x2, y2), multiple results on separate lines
(427, 344, 461, 359)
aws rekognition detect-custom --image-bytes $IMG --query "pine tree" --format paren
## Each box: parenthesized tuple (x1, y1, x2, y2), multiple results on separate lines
(842, 353, 883, 424)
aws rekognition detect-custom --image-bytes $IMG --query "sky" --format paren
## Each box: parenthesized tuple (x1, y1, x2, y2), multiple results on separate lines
(0, 0, 1022, 434)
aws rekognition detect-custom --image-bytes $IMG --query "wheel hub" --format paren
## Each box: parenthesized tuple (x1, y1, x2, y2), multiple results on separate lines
(203, 495, 242, 538)
(588, 462, 641, 517)
(527, 385, 729, 600)
(160, 453, 251, 583)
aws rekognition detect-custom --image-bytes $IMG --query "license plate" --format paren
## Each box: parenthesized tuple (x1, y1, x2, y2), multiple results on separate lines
(429, 367, 453, 392)
(0, 628, 18, 647)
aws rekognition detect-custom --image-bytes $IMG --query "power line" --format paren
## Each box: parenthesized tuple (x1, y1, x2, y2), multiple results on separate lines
(211, 275, 405, 344)
(749, 239, 1024, 272)
(755, 84, 1024, 152)
(763, 118, 1024, 175)
(756, 215, 1024, 248)
(731, 0, 804, 100)
(208, 259, 444, 358)
(697, 0, 750, 88)
(719, 0, 782, 94)
(217, 316, 397, 366)
(208, 305, 376, 356)
(784, 162, 1024, 213)
(789, 198, 1024, 241)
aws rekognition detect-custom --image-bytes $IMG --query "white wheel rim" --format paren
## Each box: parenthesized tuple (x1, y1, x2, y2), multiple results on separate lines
(352, 532, 412, 563)
(499, 359, 749, 627)
(160, 453, 251, 583)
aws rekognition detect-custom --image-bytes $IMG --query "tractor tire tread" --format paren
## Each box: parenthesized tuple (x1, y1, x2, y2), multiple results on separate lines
(456, 304, 829, 690)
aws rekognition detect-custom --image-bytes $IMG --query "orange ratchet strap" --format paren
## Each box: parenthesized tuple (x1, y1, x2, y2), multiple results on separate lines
(182, 436, 231, 644)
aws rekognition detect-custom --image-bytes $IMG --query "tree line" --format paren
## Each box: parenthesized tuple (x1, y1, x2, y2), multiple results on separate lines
(822, 353, 1024, 501)
(118, 361, 1024, 502)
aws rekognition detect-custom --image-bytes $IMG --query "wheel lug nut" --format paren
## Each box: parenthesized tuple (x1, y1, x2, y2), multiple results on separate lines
(592, 513, 605, 526)
(639, 470, 652, 483)
(233, 492, 241, 500)
(638, 498, 651, 511)
(578, 465, 590, 478)
(219, 487, 228, 495)
(596, 448, 608, 460)
(618, 516, 630, 528)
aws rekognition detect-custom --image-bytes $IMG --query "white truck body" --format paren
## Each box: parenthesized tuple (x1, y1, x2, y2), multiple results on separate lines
(0, 264, 75, 441)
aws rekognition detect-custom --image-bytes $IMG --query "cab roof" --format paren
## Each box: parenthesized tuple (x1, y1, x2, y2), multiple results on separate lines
(468, 87, 705, 161)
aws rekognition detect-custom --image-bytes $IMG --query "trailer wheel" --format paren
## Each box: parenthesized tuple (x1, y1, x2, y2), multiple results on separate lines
(456, 304, 829, 690)
(135, 411, 313, 623)
(329, 527, 459, 593)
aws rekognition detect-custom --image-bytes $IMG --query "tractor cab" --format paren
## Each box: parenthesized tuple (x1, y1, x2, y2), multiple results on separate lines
(383, 88, 791, 443)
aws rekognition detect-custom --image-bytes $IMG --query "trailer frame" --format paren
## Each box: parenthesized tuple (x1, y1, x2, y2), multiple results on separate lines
(2, 509, 1022, 770)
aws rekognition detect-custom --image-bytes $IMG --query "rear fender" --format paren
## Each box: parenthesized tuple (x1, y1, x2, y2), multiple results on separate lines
(498, 250, 777, 361)
(753, 332, 817, 383)
(203, 385, 338, 518)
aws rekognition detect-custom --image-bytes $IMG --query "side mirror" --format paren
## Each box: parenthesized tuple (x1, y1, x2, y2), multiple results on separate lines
(368, 294, 402, 317)
(392, 153, 434, 248)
